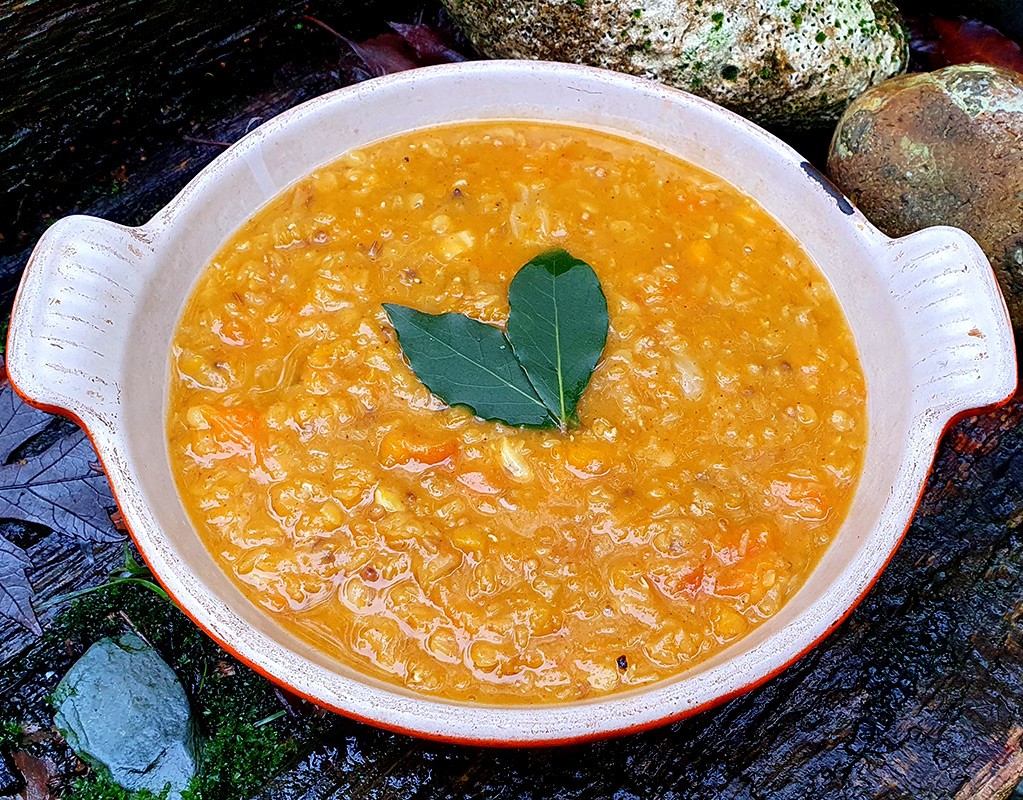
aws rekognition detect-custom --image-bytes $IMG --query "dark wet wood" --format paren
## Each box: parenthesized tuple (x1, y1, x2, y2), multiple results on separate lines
(0, 0, 427, 304)
(1, 0, 303, 283)
(2, 3, 1023, 799)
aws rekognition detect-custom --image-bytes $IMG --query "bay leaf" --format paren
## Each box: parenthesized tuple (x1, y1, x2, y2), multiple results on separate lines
(506, 250, 609, 428)
(383, 304, 554, 427)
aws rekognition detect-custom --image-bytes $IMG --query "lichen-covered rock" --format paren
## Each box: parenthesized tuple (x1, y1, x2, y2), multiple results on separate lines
(441, 0, 908, 128)
(52, 635, 197, 799)
(828, 64, 1023, 328)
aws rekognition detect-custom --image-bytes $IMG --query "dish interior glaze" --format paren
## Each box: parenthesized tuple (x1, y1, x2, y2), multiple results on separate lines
(167, 121, 867, 704)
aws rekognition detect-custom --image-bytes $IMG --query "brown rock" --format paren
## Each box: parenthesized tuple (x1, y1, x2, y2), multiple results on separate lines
(828, 64, 1023, 327)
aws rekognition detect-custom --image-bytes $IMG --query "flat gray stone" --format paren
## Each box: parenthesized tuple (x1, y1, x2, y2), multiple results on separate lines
(52, 634, 196, 799)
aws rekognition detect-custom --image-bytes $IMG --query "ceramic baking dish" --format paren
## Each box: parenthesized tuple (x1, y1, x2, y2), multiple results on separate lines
(7, 61, 1016, 745)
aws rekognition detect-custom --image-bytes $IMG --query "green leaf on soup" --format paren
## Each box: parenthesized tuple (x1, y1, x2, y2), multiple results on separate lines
(382, 304, 554, 428)
(506, 250, 609, 429)
(383, 249, 608, 431)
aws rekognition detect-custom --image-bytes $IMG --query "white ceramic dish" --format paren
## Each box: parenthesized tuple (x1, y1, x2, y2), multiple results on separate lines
(7, 61, 1016, 746)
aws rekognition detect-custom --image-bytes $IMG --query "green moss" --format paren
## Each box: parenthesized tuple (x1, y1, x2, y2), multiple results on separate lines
(0, 719, 22, 748)
(710, 11, 724, 30)
(815, 31, 827, 43)
(873, 0, 909, 54)
(65, 776, 167, 800)
(182, 722, 296, 800)
(721, 64, 739, 81)
(625, 38, 653, 55)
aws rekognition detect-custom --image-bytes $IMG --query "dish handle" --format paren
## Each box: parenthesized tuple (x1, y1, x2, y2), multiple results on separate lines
(886, 226, 1017, 426)
(6, 216, 156, 435)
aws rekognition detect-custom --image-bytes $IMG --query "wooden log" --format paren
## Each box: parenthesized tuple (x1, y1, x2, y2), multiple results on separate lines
(7, 389, 1019, 798)
(0, 59, 347, 675)
(0, 0, 428, 308)
(0, 0, 310, 258)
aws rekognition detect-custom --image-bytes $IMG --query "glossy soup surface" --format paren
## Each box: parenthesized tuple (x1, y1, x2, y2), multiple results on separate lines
(168, 122, 867, 703)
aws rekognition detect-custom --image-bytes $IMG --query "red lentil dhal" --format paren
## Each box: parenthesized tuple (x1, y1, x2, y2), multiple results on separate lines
(167, 122, 867, 703)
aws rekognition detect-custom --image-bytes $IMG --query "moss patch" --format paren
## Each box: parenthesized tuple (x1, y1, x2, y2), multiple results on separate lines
(66, 775, 168, 800)
(183, 721, 297, 800)
(0, 718, 22, 748)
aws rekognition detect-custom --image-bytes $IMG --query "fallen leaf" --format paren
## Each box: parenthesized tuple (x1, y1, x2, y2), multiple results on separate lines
(0, 533, 38, 634)
(13, 750, 58, 800)
(110, 509, 128, 532)
(304, 15, 469, 82)
(933, 18, 1023, 72)
(387, 21, 468, 63)
(908, 16, 1023, 73)
(0, 378, 123, 634)
(0, 378, 121, 633)
(0, 387, 52, 463)
(0, 366, 119, 544)
(343, 32, 421, 78)
(0, 428, 120, 544)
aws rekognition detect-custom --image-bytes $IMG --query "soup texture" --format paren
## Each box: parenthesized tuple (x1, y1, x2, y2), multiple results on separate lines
(168, 122, 867, 703)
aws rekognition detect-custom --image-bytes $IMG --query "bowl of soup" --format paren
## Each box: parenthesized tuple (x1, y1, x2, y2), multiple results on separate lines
(7, 61, 1016, 745)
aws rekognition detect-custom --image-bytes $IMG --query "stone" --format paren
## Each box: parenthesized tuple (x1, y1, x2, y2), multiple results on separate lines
(52, 634, 197, 799)
(827, 64, 1023, 328)
(440, 0, 908, 129)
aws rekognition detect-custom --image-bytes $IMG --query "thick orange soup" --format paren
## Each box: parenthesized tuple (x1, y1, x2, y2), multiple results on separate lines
(167, 122, 866, 703)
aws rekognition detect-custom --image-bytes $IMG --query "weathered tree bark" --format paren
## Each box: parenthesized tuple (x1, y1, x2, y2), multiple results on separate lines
(0, 0, 439, 307)
(0, 0, 316, 263)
